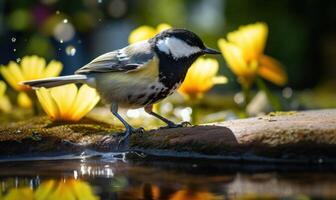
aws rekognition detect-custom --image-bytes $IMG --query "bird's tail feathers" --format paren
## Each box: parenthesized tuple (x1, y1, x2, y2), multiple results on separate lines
(21, 75, 88, 89)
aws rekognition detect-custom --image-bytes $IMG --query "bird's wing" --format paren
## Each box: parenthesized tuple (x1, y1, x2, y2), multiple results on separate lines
(75, 41, 154, 74)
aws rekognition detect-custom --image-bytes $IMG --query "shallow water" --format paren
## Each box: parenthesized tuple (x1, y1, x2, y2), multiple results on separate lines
(1, 152, 336, 200)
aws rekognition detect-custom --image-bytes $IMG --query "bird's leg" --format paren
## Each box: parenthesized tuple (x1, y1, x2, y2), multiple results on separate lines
(111, 103, 144, 145)
(144, 104, 191, 128)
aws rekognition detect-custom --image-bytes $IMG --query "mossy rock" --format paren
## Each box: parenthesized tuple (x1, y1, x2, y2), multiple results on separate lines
(1, 109, 336, 163)
(0, 116, 122, 155)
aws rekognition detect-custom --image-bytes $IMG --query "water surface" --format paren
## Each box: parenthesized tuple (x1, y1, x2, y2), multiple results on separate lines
(0, 152, 336, 200)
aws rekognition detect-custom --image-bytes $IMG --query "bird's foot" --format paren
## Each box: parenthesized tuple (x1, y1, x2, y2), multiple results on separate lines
(117, 127, 145, 148)
(101, 127, 145, 150)
(160, 121, 192, 129)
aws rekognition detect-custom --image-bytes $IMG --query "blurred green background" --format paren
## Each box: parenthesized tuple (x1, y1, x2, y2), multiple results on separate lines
(1, 0, 335, 90)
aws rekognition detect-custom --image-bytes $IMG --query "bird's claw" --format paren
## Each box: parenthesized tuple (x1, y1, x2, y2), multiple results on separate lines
(132, 127, 145, 134)
(100, 127, 145, 149)
(160, 121, 192, 129)
(117, 127, 145, 148)
(180, 121, 192, 127)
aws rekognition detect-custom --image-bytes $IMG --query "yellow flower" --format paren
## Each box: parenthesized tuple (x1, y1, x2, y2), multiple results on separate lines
(0, 55, 63, 91)
(17, 92, 33, 108)
(2, 187, 34, 200)
(128, 23, 172, 44)
(35, 84, 100, 121)
(35, 179, 99, 200)
(218, 22, 287, 87)
(0, 81, 12, 113)
(178, 58, 227, 100)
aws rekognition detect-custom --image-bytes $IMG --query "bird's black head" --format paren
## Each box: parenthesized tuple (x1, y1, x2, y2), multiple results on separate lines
(150, 28, 220, 60)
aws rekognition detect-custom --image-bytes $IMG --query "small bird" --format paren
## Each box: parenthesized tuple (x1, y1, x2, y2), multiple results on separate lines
(22, 28, 220, 143)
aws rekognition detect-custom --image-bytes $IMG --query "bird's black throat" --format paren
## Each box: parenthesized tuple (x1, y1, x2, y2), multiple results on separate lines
(155, 50, 201, 89)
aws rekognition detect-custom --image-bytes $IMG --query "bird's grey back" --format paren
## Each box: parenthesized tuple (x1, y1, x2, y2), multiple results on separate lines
(75, 40, 154, 75)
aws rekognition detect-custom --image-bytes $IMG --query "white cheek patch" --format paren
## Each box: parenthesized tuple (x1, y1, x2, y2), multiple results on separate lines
(157, 37, 202, 59)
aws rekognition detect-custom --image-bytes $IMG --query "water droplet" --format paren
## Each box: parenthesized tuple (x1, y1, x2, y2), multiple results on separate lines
(98, 0, 102, 3)
(11, 37, 16, 42)
(282, 87, 293, 99)
(234, 92, 245, 105)
(65, 45, 76, 56)
(63, 19, 68, 23)
(13, 48, 16, 52)
(56, 10, 60, 14)
(98, 18, 102, 22)
(16, 58, 21, 63)
(60, 39, 64, 43)
(77, 40, 82, 44)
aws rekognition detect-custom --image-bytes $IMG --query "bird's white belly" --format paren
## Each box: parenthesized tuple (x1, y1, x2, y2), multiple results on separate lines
(94, 72, 169, 108)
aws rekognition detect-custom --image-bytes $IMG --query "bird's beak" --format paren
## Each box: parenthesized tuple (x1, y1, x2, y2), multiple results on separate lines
(203, 47, 221, 54)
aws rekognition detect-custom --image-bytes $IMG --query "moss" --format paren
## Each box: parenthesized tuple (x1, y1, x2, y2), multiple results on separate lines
(0, 116, 124, 154)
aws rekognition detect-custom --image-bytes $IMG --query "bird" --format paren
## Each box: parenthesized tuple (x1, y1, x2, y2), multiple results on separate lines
(22, 28, 221, 144)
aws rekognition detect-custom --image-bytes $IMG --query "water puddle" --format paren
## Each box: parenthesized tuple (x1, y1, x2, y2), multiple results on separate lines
(0, 153, 336, 199)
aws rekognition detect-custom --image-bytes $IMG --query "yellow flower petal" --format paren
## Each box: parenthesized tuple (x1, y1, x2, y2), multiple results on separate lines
(0, 81, 6, 96)
(3, 187, 34, 200)
(227, 22, 268, 61)
(156, 23, 172, 32)
(218, 39, 250, 76)
(212, 76, 228, 84)
(0, 96, 12, 113)
(128, 23, 172, 44)
(178, 58, 226, 100)
(17, 92, 32, 108)
(44, 60, 63, 77)
(0, 81, 12, 113)
(36, 87, 60, 119)
(50, 84, 78, 119)
(47, 181, 77, 200)
(1, 61, 26, 90)
(36, 84, 99, 121)
(128, 26, 157, 44)
(258, 55, 287, 86)
(72, 180, 99, 200)
(68, 84, 100, 121)
(1, 56, 63, 91)
(34, 180, 56, 200)
(21, 55, 46, 80)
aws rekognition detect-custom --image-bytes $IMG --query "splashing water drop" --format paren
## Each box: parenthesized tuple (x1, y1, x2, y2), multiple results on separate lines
(98, 0, 102, 3)
(65, 45, 76, 56)
(13, 48, 16, 52)
(56, 10, 60, 14)
(60, 39, 64, 43)
(63, 19, 68, 23)
(11, 37, 16, 42)
(16, 58, 21, 63)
